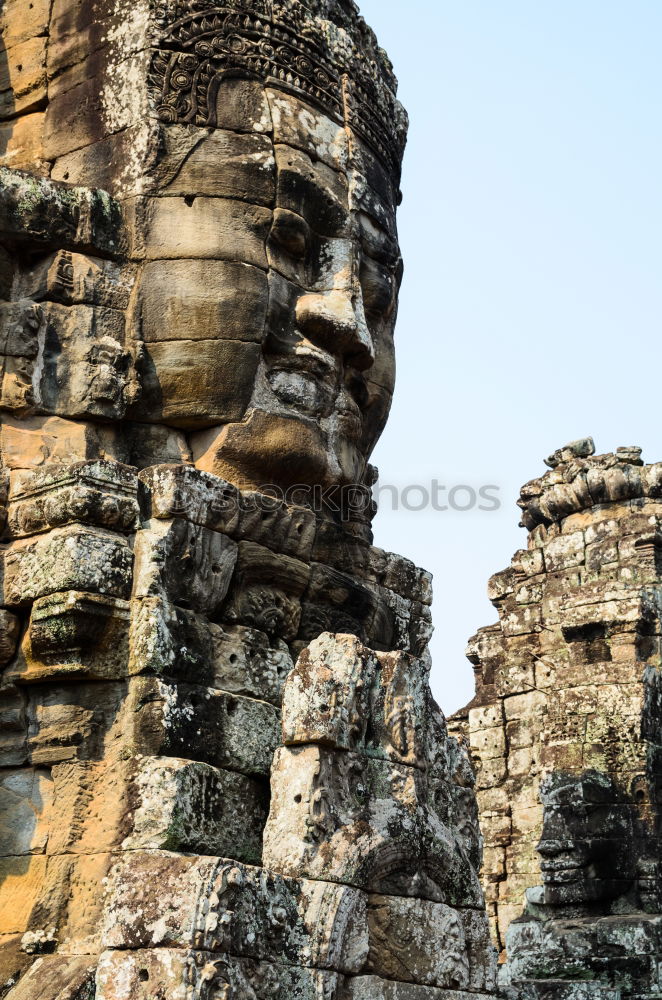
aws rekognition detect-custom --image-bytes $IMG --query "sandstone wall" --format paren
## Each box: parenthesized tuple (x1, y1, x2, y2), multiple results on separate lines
(452, 440, 662, 1000)
(0, 4, 499, 996)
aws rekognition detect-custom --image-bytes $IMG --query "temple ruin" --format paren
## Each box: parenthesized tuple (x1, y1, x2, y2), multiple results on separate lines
(1, 1, 660, 999)
(453, 439, 662, 1000)
(0, 1, 496, 997)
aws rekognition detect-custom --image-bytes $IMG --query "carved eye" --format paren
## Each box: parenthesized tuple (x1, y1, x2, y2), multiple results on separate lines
(360, 257, 395, 318)
(270, 211, 309, 260)
(345, 373, 369, 410)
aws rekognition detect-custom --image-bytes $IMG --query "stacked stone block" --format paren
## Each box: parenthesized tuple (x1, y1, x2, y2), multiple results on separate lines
(0, 1, 500, 996)
(452, 439, 662, 1000)
(0, 462, 497, 995)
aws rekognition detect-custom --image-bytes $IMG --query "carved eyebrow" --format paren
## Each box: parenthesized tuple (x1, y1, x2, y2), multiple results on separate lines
(276, 150, 350, 237)
(358, 212, 398, 255)
(359, 224, 400, 266)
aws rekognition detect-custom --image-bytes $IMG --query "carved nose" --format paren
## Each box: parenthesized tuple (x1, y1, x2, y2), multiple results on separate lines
(295, 291, 374, 371)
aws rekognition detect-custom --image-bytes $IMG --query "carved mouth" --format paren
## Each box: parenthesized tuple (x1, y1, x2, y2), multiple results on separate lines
(540, 856, 595, 884)
(265, 343, 364, 442)
(267, 368, 334, 418)
(334, 408, 363, 441)
(266, 344, 338, 420)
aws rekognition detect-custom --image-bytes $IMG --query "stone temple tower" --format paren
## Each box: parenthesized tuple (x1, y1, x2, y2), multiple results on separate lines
(0, 1, 497, 997)
(453, 439, 662, 1000)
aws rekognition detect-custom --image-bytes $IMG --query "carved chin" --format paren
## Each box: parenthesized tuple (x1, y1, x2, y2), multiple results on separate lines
(192, 408, 333, 490)
(331, 436, 365, 488)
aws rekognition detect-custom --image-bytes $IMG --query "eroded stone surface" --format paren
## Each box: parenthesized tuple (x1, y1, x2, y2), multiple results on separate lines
(95, 948, 340, 1000)
(452, 440, 662, 1000)
(0, 2, 498, 998)
(101, 850, 368, 974)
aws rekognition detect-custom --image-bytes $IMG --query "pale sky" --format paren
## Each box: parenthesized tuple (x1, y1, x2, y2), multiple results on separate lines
(358, 0, 662, 714)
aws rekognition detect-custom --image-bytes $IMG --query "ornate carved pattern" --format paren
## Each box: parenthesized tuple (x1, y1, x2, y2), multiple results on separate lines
(149, 5, 405, 175)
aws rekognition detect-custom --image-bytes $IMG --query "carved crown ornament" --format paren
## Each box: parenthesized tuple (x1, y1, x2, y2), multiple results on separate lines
(149, 2, 408, 178)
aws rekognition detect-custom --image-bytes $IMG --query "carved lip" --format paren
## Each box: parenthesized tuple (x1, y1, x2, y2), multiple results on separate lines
(266, 349, 365, 441)
(268, 342, 338, 381)
(334, 407, 363, 441)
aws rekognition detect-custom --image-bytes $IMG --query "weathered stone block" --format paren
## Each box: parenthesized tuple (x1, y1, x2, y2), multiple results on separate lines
(0, 609, 20, 667)
(0, 298, 44, 363)
(15, 250, 135, 310)
(190, 406, 330, 493)
(19, 591, 131, 682)
(0, 684, 27, 767)
(0, 954, 96, 999)
(7, 460, 139, 538)
(128, 596, 215, 684)
(133, 338, 261, 429)
(138, 464, 241, 534)
(462, 908, 498, 991)
(0, 0, 49, 49)
(469, 703, 504, 732)
(383, 553, 433, 607)
(136, 259, 268, 344)
(160, 128, 276, 203)
(0, 855, 47, 935)
(223, 541, 309, 642)
(50, 122, 158, 195)
(0, 114, 48, 174)
(501, 603, 543, 637)
(129, 195, 271, 266)
(43, 51, 150, 160)
(311, 522, 374, 581)
(543, 530, 587, 572)
(127, 676, 280, 778)
(0, 37, 47, 120)
(2, 525, 133, 607)
(123, 757, 268, 863)
(264, 744, 482, 906)
(267, 88, 348, 171)
(232, 492, 317, 561)
(95, 949, 340, 1000)
(101, 851, 368, 974)
(47, 0, 148, 85)
(132, 518, 237, 616)
(275, 144, 348, 240)
(0, 769, 52, 857)
(0, 414, 124, 471)
(123, 421, 192, 469)
(0, 168, 125, 257)
(25, 681, 126, 766)
(469, 725, 506, 761)
(210, 624, 293, 705)
(0, 937, 31, 998)
(366, 895, 471, 988)
(299, 563, 378, 644)
(282, 634, 447, 773)
(282, 633, 375, 751)
(216, 77, 273, 135)
(340, 978, 492, 999)
(33, 302, 135, 421)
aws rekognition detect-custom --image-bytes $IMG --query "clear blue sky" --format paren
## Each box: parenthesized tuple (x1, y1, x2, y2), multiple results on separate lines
(359, 0, 662, 713)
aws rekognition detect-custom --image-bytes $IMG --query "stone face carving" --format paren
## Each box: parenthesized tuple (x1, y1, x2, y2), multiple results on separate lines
(0, 1, 498, 998)
(452, 440, 662, 1000)
(2, 0, 405, 495)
